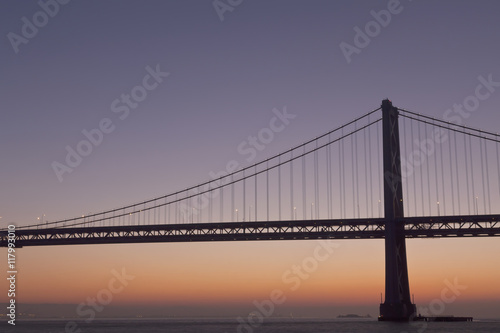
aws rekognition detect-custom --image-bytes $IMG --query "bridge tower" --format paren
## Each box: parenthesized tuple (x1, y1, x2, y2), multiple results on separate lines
(379, 99, 416, 321)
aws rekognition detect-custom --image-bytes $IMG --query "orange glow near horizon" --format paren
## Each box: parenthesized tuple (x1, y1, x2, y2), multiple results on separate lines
(2, 238, 499, 317)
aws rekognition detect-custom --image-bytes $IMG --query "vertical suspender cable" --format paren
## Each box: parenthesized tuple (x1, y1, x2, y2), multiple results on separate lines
(479, 138, 487, 214)
(279, 155, 282, 220)
(495, 142, 500, 204)
(417, 120, 424, 215)
(343, 129, 347, 218)
(209, 184, 212, 223)
(351, 128, 355, 217)
(317, 140, 320, 218)
(497, 141, 500, 204)
(327, 139, 331, 219)
(483, 139, 491, 214)
(364, 119, 369, 217)
(243, 169, 246, 222)
(267, 160, 270, 221)
(255, 165, 258, 221)
(439, 131, 446, 215)
(314, 140, 319, 219)
(448, 126, 455, 215)
(220, 179, 224, 222)
(424, 123, 432, 214)
(290, 150, 294, 219)
(456, 131, 464, 215)
(219, 181, 223, 222)
(354, 122, 360, 218)
(195, 192, 200, 223)
(330, 138, 334, 218)
(331, 137, 335, 218)
(231, 174, 235, 222)
(368, 117, 373, 217)
(469, 135, 476, 214)
(302, 145, 306, 220)
(326, 140, 333, 219)
(433, 122, 440, 216)
(340, 129, 344, 219)
(191, 195, 194, 223)
(138, 204, 141, 225)
(485, 140, 492, 214)
(463, 133, 470, 214)
(377, 121, 382, 218)
(231, 174, 235, 221)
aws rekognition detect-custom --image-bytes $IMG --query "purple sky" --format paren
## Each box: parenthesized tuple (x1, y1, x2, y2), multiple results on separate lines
(2, 0, 499, 224)
(1, 0, 499, 319)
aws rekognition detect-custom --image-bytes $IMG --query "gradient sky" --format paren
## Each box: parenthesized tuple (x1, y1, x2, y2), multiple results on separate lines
(1, 0, 500, 319)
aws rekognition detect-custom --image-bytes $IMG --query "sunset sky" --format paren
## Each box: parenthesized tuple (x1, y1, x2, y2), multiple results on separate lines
(1, 0, 500, 319)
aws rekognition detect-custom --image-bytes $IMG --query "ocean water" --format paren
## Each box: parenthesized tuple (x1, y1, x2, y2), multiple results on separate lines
(3, 318, 500, 333)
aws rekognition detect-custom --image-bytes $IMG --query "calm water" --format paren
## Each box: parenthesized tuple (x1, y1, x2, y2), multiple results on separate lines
(3, 318, 500, 333)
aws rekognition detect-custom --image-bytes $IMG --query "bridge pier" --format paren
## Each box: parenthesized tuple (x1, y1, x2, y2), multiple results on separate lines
(379, 99, 416, 321)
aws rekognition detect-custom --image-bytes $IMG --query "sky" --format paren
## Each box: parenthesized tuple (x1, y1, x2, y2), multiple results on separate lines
(1, 0, 500, 320)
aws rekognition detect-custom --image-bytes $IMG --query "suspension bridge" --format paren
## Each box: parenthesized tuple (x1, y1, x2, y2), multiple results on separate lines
(1, 99, 500, 321)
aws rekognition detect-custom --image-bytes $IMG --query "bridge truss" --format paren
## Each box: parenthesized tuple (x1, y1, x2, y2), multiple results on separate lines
(2, 215, 499, 247)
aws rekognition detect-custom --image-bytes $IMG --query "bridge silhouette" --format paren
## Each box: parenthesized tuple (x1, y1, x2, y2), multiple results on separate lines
(1, 99, 500, 321)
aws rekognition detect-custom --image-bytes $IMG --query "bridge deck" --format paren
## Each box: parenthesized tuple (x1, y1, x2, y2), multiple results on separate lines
(1, 215, 499, 247)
